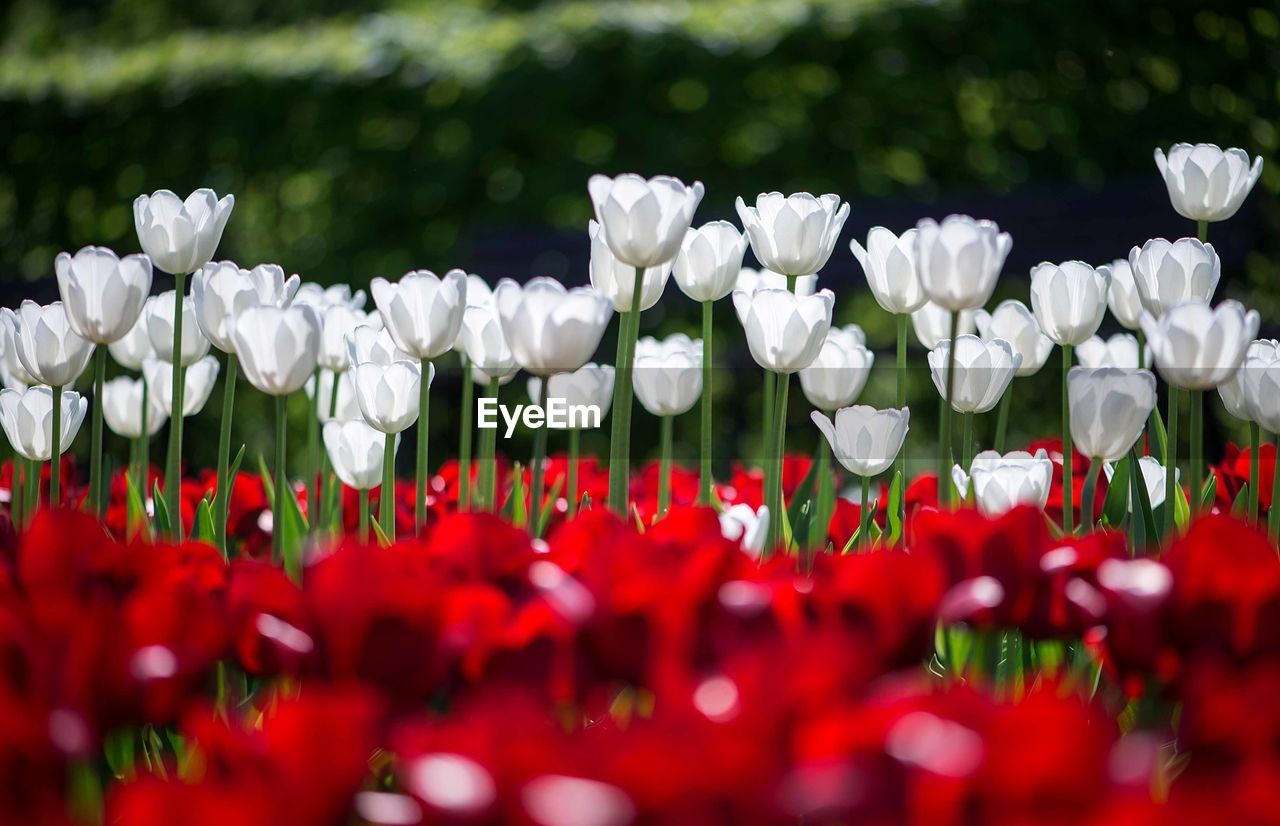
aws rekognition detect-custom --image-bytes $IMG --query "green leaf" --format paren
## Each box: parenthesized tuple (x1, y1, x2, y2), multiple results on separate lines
(194, 498, 217, 544)
(785, 449, 822, 549)
(1149, 407, 1167, 462)
(370, 518, 391, 548)
(535, 476, 563, 538)
(1128, 448, 1158, 545)
(886, 470, 904, 546)
(1173, 481, 1191, 530)
(1198, 470, 1217, 511)
(151, 480, 171, 537)
(257, 454, 275, 510)
(1100, 456, 1130, 528)
(502, 463, 525, 527)
(840, 526, 859, 554)
(578, 492, 592, 513)
(790, 500, 813, 553)
(1231, 483, 1250, 516)
(1043, 511, 1064, 538)
(280, 481, 308, 580)
(125, 474, 150, 542)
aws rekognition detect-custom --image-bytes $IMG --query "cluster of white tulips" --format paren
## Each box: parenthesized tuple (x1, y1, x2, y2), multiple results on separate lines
(0, 141, 1269, 556)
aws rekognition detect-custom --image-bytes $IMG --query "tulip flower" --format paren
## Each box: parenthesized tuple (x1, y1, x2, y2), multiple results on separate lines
(352, 359, 425, 541)
(146, 290, 211, 367)
(736, 266, 817, 296)
(0, 386, 87, 463)
(1154, 143, 1263, 224)
(673, 221, 747, 304)
(1068, 367, 1158, 529)
(143, 356, 221, 418)
(102, 375, 168, 496)
(106, 312, 154, 371)
(324, 420, 398, 541)
(1105, 258, 1145, 331)
(719, 503, 770, 558)
(530, 362, 615, 516)
(811, 405, 909, 549)
(306, 370, 361, 422)
(734, 286, 834, 549)
(1232, 340, 1280, 530)
(951, 449, 1053, 515)
(631, 335, 701, 515)
(975, 299, 1053, 451)
(1103, 456, 1173, 511)
(0, 309, 35, 391)
(12, 300, 94, 505)
(1143, 299, 1259, 521)
(587, 173, 704, 269)
(928, 335, 1020, 470)
(912, 301, 975, 349)
(294, 282, 367, 313)
(590, 221, 673, 313)
(736, 192, 849, 278)
(457, 300, 519, 511)
(232, 304, 321, 570)
(1076, 334, 1148, 370)
(1127, 238, 1219, 320)
(799, 325, 874, 412)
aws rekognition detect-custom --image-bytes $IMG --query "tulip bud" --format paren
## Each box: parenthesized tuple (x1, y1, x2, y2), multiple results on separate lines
(457, 303, 518, 385)
(352, 360, 425, 434)
(850, 226, 926, 314)
(0, 386, 88, 462)
(1141, 300, 1259, 390)
(732, 287, 834, 374)
(811, 405, 909, 477)
(1127, 238, 1219, 320)
(672, 221, 747, 303)
(587, 173, 705, 268)
(13, 300, 95, 388)
(101, 376, 167, 439)
(231, 305, 321, 396)
(146, 291, 212, 367)
(1030, 261, 1111, 347)
(1068, 367, 1158, 462)
(952, 449, 1053, 515)
(192, 261, 300, 353)
(736, 192, 849, 277)
(632, 334, 702, 417)
(1076, 333, 1148, 370)
(911, 301, 975, 349)
(589, 221, 672, 312)
(143, 355, 221, 418)
(975, 300, 1052, 377)
(1105, 258, 1145, 330)
(324, 420, 397, 490)
(928, 336, 1020, 413)
(54, 246, 153, 345)
(1154, 143, 1263, 223)
(914, 215, 1011, 311)
(133, 188, 234, 275)
(528, 363, 616, 428)
(371, 269, 468, 361)
(799, 325, 875, 411)
(493, 278, 613, 377)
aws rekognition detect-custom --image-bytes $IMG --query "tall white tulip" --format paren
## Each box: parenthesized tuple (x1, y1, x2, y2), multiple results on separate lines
(457, 303, 518, 386)
(1105, 258, 1145, 331)
(1068, 368, 1158, 463)
(0, 310, 36, 391)
(1141, 300, 1259, 391)
(951, 449, 1053, 515)
(294, 283, 367, 313)
(1154, 144, 1263, 223)
(101, 376, 167, 439)
(324, 420, 395, 491)
(231, 305, 321, 397)
(13, 301, 94, 389)
(133, 189, 235, 276)
(913, 215, 1011, 312)
(528, 363, 616, 428)
(305, 370, 361, 423)
(107, 313, 155, 371)
(1127, 238, 1219, 319)
(1077, 334, 1148, 370)
(975, 300, 1052, 377)
(143, 356, 221, 418)
(346, 324, 412, 367)
(352, 361, 424, 435)
(1236, 342, 1280, 536)
(633, 334, 702, 418)
(1103, 456, 1173, 511)
(850, 227, 926, 315)
(927, 336, 1020, 414)
(736, 267, 817, 297)
(912, 302, 975, 349)
(0, 387, 87, 463)
(494, 278, 613, 376)
(736, 192, 849, 277)
(146, 291, 211, 367)
(799, 325, 875, 411)
(371, 269, 467, 361)
(672, 221, 747, 303)
(811, 405, 910, 549)
(192, 261, 300, 353)
(732, 288, 834, 374)
(55, 246, 153, 345)
(1030, 261, 1111, 347)
(317, 304, 374, 374)
(589, 221, 672, 312)
(587, 174, 705, 268)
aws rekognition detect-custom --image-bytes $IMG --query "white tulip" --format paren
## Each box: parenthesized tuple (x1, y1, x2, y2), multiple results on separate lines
(352, 360, 424, 434)
(231, 305, 321, 396)
(1076, 333, 1149, 370)
(589, 220, 672, 312)
(914, 215, 1011, 311)
(736, 192, 849, 277)
(106, 312, 155, 372)
(849, 226, 926, 314)
(528, 363, 616, 429)
(1236, 340, 1280, 432)
(672, 221, 747, 302)
(632, 334, 702, 417)
(192, 261, 300, 353)
(345, 324, 412, 367)
(1103, 456, 1173, 511)
(324, 420, 396, 490)
(811, 405, 910, 477)
(800, 325, 875, 410)
(1127, 238, 1219, 319)
(735, 267, 817, 297)
(371, 269, 468, 361)
(928, 336, 1020, 413)
(1068, 367, 1158, 462)
(719, 503, 770, 559)
(305, 369, 362, 423)
(1105, 258, 1145, 330)
(13, 301, 95, 388)
(143, 356, 221, 417)
(0, 309, 36, 390)
(587, 173, 705, 268)
(133, 188, 234, 274)
(911, 301, 976, 349)
(732, 288, 834, 374)
(463, 275, 495, 309)
(974, 300, 1053, 377)
(1141, 300, 1259, 390)
(318, 304, 376, 372)
(146, 291, 212, 366)
(0, 386, 88, 462)
(1154, 143, 1263, 223)
(457, 303, 518, 385)
(493, 278, 614, 376)
(294, 282, 367, 313)
(1030, 260, 1111, 347)
(101, 376, 168, 439)
(951, 449, 1053, 515)
(54, 246, 153, 345)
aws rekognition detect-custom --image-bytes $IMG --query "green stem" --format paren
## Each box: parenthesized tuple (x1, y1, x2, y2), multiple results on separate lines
(215, 353, 237, 557)
(1197, 219, 1208, 243)
(940, 311, 959, 506)
(812, 438, 833, 556)
(381, 431, 396, 542)
(481, 378, 500, 510)
(859, 473, 872, 551)
(307, 367, 320, 527)
(529, 377, 549, 537)
(12, 456, 24, 531)
(962, 410, 975, 471)
(416, 358, 431, 533)
(88, 346, 106, 517)
(24, 453, 38, 522)
(607, 266, 645, 514)
(895, 312, 907, 527)
(459, 357, 474, 511)
(358, 487, 370, 543)
(993, 382, 1012, 453)
(317, 368, 340, 533)
(272, 394, 287, 569)
(761, 369, 776, 536)
(567, 428, 580, 517)
(1128, 446, 1146, 556)
(166, 271, 186, 538)
(1165, 388, 1179, 537)
(138, 375, 149, 499)
(657, 414, 673, 517)
(1189, 388, 1203, 515)
(1081, 457, 1101, 532)
(699, 299, 714, 505)
(1249, 421, 1261, 524)
(768, 372, 791, 553)
(1062, 344, 1074, 534)
(50, 383, 62, 507)
(1270, 432, 1280, 544)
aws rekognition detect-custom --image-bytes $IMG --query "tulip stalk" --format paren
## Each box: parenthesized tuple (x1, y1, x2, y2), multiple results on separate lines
(1061, 345, 1074, 534)
(993, 386, 1012, 453)
(166, 272, 187, 538)
(699, 300, 714, 505)
(1128, 446, 1146, 555)
(962, 411, 975, 471)
(479, 378, 500, 511)
(657, 414, 673, 517)
(1249, 421, 1261, 523)
(567, 428, 581, 517)
(1165, 390, 1179, 537)
(272, 394, 287, 570)
(88, 347, 107, 517)
(1188, 389, 1203, 514)
(317, 374, 340, 532)
(939, 312, 960, 506)
(136, 378, 150, 507)
(307, 368, 321, 523)
(895, 313, 908, 500)
(416, 358, 433, 533)
(858, 474, 873, 551)
(607, 266, 646, 515)
(529, 379, 549, 536)
(381, 433, 396, 542)
(50, 384, 62, 507)
(761, 371, 775, 537)
(459, 357, 474, 511)
(1081, 458, 1101, 532)
(214, 353, 237, 556)
(23, 458, 38, 523)
(1271, 435, 1280, 543)
(358, 488, 370, 543)
(12, 457, 25, 530)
